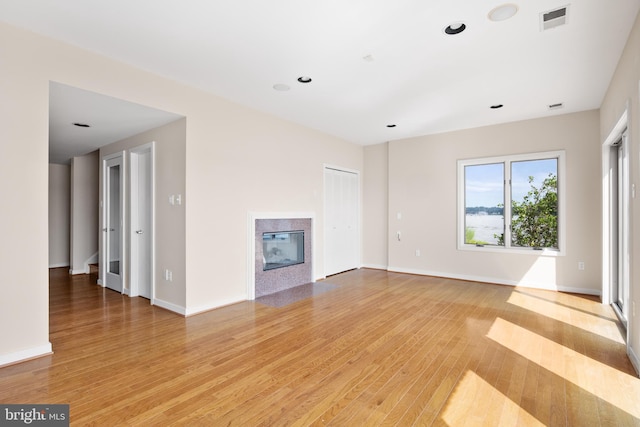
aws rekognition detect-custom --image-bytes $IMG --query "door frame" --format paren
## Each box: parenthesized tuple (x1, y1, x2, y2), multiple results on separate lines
(130, 142, 155, 301)
(602, 108, 630, 325)
(101, 152, 126, 292)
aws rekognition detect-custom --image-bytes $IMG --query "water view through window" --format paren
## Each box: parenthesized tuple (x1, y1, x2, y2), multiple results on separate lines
(464, 157, 559, 249)
(464, 163, 504, 245)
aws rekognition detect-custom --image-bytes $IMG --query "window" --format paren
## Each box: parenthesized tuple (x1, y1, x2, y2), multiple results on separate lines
(457, 151, 565, 255)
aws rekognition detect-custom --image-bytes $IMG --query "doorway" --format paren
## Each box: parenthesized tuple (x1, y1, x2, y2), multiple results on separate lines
(103, 154, 124, 293)
(101, 145, 156, 300)
(130, 144, 154, 300)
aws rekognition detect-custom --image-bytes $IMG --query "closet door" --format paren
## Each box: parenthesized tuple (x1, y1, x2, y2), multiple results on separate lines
(324, 167, 360, 276)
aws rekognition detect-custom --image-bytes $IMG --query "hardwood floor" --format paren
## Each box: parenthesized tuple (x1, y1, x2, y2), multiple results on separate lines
(0, 268, 638, 426)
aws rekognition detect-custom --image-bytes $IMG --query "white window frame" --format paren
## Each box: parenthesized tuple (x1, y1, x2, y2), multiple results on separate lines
(457, 150, 566, 256)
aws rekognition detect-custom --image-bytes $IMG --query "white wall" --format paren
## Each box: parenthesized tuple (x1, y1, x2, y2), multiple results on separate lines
(0, 21, 362, 364)
(374, 110, 602, 294)
(362, 143, 388, 269)
(600, 10, 640, 374)
(49, 164, 70, 268)
(99, 119, 186, 310)
(0, 25, 51, 365)
(183, 99, 363, 315)
(70, 151, 99, 274)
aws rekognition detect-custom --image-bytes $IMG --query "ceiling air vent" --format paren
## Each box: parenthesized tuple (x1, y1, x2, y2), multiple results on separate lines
(548, 102, 564, 110)
(540, 5, 569, 31)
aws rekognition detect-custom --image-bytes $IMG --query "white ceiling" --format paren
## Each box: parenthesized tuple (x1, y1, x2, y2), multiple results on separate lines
(2, 0, 639, 162)
(48, 83, 182, 164)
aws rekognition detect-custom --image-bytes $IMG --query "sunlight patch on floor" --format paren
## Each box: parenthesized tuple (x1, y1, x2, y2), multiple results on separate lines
(507, 291, 625, 344)
(487, 317, 640, 418)
(441, 370, 545, 426)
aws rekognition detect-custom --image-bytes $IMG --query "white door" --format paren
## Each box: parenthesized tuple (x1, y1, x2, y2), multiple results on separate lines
(104, 156, 124, 293)
(611, 130, 629, 323)
(324, 167, 360, 276)
(131, 147, 153, 299)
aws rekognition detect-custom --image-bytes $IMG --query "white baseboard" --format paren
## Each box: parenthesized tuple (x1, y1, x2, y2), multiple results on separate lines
(69, 268, 87, 275)
(152, 298, 186, 316)
(629, 345, 640, 377)
(553, 285, 601, 296)
(361, 263, 388, 271)
(185, 296, 246, 317)
(49, 263, 69, 269)
(386, 266, 601, 296)
(0, 343, 53, 367)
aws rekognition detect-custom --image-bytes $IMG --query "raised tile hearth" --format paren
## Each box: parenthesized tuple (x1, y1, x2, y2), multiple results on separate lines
(255, 282, 337, 308)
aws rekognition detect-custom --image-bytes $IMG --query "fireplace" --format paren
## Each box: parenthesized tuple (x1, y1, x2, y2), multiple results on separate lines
(249, 214, 314, 299)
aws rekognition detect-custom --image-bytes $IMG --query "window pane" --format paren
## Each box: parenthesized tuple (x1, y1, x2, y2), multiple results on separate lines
(511, 158, 558, 248)
(464, 163, 504, 245)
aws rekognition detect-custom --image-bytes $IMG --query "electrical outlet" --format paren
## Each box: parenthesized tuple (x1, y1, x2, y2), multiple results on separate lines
(578, 261, 585, 271)
(415, 249, 421, 257)
(164, 269, 173, 281)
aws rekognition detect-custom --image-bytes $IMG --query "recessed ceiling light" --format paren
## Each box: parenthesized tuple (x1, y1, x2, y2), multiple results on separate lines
(273, 84, 290, 91)
(444, 23, 466, 35)
(488, 4, 519, 22)
(490, 104, 504, 109)
(72, 122, 90, 127)
(386, 124, 397, 128)
(297, 76, 312, 83)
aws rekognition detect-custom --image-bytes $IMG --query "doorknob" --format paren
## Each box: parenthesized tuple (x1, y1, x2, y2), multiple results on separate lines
(136, 230, 144, 235)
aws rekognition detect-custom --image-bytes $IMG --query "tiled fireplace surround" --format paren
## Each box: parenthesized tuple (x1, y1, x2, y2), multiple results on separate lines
(252, 215, 313, 298)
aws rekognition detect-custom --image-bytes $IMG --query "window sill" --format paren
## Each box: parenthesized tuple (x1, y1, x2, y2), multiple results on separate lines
(457, 244, 564, 257)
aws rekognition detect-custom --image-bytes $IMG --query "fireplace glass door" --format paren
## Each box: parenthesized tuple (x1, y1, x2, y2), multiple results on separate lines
(263, 231, 304, 271)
